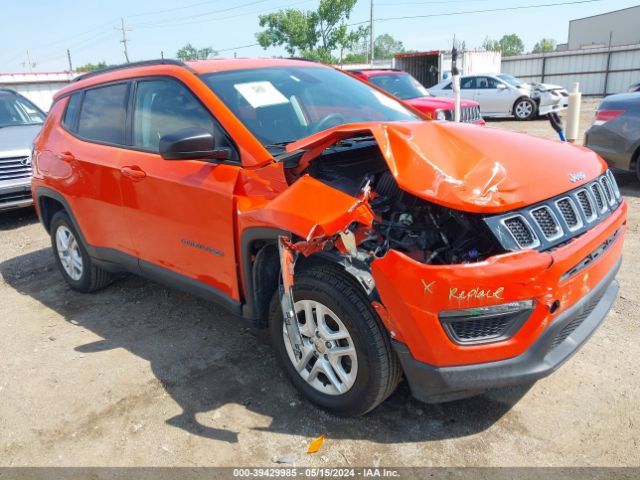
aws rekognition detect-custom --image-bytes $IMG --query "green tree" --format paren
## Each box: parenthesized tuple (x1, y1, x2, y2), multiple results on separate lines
(176, 43, 217, 61)
(256, 0, 367, 63)
(481, 36, 500, 51)
(532, 38, 556, 53)
(76, 61, 111, 72)
(374, 34, 405, 59)
(498, 34, 524, 56)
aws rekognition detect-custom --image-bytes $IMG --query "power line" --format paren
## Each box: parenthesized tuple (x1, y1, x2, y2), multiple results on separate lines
(129, 0, 270, 28)
(349, 0, 605, 25)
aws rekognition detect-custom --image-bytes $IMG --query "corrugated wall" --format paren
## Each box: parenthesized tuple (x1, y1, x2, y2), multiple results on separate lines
(501, 44, 640, 95)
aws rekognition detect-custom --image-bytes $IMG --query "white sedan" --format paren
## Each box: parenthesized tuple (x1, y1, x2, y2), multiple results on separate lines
(429, 73, 569, 121)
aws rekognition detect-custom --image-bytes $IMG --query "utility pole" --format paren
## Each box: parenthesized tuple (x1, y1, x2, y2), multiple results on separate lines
(116, 17, 131, 63)
(369, 0, 375, 67)
(25, 50, 34, 72)
(67, 49, 73, 72)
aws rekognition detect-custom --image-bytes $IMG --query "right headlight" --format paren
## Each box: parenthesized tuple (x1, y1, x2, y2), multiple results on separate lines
(435, 109, 447, 121)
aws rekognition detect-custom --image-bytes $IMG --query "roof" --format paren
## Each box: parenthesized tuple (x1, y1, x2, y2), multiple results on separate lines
(394, 50, 443, 59)
(53, 57, 327, 101)
(569, 5, 640, 23)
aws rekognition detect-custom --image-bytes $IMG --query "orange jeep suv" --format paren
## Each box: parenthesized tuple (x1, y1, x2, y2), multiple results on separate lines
(32, 59, 626, 416)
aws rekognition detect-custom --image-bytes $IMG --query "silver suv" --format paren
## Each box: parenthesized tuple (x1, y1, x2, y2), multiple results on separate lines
(0, 89, 46, 211)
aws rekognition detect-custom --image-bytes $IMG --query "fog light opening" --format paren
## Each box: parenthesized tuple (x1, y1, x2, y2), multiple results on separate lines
(549, 300, 560, 314)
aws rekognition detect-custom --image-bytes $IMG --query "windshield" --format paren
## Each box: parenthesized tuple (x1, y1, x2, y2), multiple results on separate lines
(367, 73, 430, 100)
(202, 66, 418, 148)
(497, 74, 524, 87)
(0, 94, 46, 127)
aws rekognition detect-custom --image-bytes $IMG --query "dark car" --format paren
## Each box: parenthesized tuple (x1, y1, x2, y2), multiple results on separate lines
(628, 81, 640, 93)
(584, 92, 640, 181)
(0, 88, 46, 211)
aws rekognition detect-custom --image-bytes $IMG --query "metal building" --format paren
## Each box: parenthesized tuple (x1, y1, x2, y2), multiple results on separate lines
(567, 5, 640, 50)
(0, 72, 76, 112)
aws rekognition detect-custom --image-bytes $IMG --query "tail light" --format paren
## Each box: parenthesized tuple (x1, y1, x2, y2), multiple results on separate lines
(593, 109, 624, 126)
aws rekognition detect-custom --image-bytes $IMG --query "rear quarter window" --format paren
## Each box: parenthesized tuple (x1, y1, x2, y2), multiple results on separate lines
(77, 83, 129, 145)
(62, 93, 82, 132)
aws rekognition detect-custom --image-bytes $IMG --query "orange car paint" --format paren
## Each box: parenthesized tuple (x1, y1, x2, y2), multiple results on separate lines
(33, 58, 626, 380)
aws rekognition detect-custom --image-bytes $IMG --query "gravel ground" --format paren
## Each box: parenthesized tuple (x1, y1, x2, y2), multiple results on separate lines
(1, 99, 638, 468)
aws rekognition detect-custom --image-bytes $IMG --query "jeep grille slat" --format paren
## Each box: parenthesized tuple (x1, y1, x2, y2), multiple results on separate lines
(485, 171, 623, 252)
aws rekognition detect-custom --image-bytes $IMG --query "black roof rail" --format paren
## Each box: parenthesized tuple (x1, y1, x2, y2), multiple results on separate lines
(72, 59, 192, 83)
(285, 57, 319, 63)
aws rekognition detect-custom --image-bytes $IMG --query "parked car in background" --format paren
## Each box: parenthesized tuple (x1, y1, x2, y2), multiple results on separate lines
(33, 58, 625, 416)
(0, 88, 45, 211)
(429, 73, 569, 121)
(585, 93, 640, 181)
(349, 69, 484, 124)
(628, 81, 640, 93)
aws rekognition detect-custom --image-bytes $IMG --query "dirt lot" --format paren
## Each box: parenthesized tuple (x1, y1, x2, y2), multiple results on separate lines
(1, 99, 639, 468)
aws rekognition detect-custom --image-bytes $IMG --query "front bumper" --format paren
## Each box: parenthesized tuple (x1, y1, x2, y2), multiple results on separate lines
(393, 257, 620, 403)
(0, 182, 33, 211)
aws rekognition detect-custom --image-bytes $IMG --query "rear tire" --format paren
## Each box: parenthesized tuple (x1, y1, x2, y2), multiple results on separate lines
(513, 97, 536, 121)
(269, 265, 401, 416)
(50, 211, 112, 293)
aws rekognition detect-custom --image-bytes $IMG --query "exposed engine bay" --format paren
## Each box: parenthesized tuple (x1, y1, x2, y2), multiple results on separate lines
(288, 138, 505, 265)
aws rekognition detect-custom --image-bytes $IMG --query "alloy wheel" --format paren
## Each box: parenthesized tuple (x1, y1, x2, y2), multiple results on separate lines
(55, 225, 83, 281)
(282, 299, 358, 395)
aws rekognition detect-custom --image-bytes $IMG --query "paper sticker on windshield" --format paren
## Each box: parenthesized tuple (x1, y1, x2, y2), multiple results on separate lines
(234, 81, 289, 108)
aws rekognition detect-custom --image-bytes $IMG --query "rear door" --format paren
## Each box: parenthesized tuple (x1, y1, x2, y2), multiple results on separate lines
(52, 83, 135, 255)
(473, 76, 511, 114)
(119, 76, 241, 301)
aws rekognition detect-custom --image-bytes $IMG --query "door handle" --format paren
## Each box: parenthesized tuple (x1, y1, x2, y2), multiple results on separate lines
(120, 166, 147, 180)
(57, 151, 75, 163)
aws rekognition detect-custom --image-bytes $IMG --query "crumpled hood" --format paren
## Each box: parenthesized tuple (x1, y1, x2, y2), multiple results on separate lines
(521, 82, 566, 92)
(406, 96, 477, 111)
(286, 121, 606, 213)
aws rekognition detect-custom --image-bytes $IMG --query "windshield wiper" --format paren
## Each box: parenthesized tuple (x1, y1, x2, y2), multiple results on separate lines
(264, 140, 297, 150)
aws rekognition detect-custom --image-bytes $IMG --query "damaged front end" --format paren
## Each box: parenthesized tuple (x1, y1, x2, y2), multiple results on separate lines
(256, 120, 624, 394)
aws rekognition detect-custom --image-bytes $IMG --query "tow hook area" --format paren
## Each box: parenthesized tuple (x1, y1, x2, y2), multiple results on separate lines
(278, 236, 305, 360)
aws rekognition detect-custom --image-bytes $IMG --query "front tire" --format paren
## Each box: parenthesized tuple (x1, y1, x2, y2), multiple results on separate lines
(513, 97, 537, 120)
(269, 265, 401, 416)
(50, 211, 112, 293)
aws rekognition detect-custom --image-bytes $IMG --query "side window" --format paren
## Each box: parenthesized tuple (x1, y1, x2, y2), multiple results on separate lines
(460, 77, 477, 89)
(77, 83, 129, 144)
(133, 79, 215, 152)
(62, 93, 82, 132)
(442, 82, 452, 90)
(477, 77, 497, 89)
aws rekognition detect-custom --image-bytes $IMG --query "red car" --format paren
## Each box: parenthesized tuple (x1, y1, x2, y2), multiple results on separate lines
(349, 68, 484, 124)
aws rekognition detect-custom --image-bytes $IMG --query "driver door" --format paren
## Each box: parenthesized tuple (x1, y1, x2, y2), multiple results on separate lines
(120, 77, 241, 301)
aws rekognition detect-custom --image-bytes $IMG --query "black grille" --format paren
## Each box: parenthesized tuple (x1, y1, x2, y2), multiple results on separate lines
(531, 207, 560, 238)
(449, 316, 512, 341)
(0, 190, 32, 205)
(576, 190, 593, 219)
(591, 184, 604, 211)
(0, 156, 32, 181)
(550, 289, 606, 350)
(557, 198, 578, 228)
(504, 217, 535, 247)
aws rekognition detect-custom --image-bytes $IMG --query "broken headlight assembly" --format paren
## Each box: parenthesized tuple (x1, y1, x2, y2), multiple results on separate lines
(439, 300, 536, 345)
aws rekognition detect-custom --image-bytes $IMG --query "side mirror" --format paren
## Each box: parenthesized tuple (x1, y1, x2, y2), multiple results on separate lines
(496, 83, 507, 90)
(159, 127, 230, 161)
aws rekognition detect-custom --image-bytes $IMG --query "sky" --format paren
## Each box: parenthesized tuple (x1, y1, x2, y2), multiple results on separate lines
(1, 0, 638, 73)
